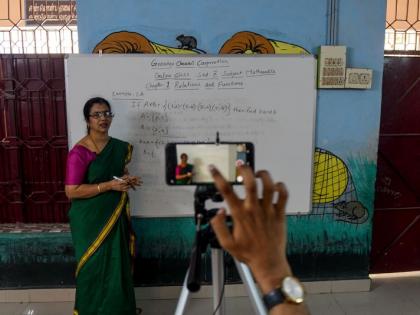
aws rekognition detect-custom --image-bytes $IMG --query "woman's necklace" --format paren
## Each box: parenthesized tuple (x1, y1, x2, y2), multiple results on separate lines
(89, 135, 108, 154)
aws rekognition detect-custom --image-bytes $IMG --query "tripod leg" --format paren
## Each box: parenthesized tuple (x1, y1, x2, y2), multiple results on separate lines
(234, 259, 268, 315)
(211, 248, 225, 315)
(175, 269, 191, 315)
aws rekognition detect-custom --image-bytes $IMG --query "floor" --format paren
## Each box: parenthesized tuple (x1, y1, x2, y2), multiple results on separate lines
(1, 275, 420, 315)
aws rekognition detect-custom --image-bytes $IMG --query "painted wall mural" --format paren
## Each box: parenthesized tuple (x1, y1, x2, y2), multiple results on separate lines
(92, 30, 369, 226)
(92, 31, 309, 55)
(312, 148, 369, 225)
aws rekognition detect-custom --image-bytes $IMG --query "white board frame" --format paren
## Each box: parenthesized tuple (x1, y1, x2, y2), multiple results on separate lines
(65, 54, 317, 217)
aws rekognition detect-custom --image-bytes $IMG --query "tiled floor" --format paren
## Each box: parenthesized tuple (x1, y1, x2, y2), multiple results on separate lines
(1, 275, 420, 315)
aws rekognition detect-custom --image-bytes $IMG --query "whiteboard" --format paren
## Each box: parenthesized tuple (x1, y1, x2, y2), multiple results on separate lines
(65, 54, 317, 217)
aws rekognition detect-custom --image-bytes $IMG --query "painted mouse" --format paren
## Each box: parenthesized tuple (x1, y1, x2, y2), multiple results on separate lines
(176, 34, 206, 53)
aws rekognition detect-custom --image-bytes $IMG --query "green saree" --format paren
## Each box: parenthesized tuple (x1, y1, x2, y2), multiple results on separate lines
(69, 138, 136, 315)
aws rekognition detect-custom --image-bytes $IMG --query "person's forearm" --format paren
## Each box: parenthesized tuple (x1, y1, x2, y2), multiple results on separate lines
(259, 278, 310, 315)
(208, 166, 310, 315)
(254, 265, 310, 315)
(66, 182, 111, 199)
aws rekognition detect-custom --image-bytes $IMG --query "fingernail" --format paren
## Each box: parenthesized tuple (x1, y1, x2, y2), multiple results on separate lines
(217, 208, 226, 215)
(208, 164, 216, 175)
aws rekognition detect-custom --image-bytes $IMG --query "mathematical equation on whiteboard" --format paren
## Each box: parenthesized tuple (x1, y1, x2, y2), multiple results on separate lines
(109, 57, 281, 162)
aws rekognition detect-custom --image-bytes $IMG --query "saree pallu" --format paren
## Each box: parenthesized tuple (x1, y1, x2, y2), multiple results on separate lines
(69, 138, 136, 315)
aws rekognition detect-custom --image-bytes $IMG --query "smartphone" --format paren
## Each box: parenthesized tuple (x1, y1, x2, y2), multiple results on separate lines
(165, 142, 254, 185)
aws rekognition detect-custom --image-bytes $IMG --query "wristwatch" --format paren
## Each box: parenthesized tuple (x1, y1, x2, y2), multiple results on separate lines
(262, 276, 304, 310)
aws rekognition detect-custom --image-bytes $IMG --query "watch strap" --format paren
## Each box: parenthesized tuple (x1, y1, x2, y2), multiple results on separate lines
(262, 287, 285, 310)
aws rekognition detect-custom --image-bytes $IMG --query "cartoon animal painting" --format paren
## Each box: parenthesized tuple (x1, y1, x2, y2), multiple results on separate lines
(219, 31, 309, 55)
(93, 31, 199, 54)
(312, 148, 369, 224)
(334, 201, 369, 224)
(176, 34, 206, 53)
(92, 31, 309, 55)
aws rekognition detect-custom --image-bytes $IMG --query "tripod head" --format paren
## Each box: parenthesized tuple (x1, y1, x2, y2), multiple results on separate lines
(194, 185, 224, 225)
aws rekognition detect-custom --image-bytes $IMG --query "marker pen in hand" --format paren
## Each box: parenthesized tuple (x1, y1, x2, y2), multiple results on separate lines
(113, 176, 136, 190)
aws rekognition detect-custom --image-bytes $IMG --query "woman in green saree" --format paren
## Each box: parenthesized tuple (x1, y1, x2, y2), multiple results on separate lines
(65, 97, 141, 315)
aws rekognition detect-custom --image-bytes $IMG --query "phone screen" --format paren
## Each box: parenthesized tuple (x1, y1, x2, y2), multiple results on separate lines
(166, 142, 254, 185)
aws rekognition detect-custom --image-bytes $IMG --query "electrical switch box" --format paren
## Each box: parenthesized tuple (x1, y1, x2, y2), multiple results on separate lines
(345, 68, 373, 89)
(317, 46, 346, 88)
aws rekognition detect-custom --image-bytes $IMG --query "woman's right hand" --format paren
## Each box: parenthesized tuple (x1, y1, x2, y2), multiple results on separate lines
(107, 179, 130, 192)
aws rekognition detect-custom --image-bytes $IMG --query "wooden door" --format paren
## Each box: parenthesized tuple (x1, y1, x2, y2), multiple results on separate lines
(370, 56, 420, 273)
(0, 54, 69, 223)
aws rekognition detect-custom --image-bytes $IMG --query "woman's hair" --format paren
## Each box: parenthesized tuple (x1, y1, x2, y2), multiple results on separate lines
(83, 97, 111, 133)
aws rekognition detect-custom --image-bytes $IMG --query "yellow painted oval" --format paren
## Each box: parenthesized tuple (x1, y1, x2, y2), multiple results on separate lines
(312, 150, 349, 203)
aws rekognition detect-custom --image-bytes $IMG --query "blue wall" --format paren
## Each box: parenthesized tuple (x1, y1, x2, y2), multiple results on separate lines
(78, 0, 325, 55)
(78, 0, 385, 157)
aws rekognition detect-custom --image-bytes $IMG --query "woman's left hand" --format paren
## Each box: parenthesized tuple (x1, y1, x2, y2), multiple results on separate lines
(122, 174, 143, 188)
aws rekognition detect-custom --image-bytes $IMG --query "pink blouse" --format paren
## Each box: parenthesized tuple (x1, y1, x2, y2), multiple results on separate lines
(65, 145, 97, 185)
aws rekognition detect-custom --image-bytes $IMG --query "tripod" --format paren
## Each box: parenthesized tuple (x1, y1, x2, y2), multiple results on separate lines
(175, 185, 267, 315)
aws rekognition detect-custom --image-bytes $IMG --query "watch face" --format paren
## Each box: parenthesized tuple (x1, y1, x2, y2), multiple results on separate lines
(282, 276, 304, 303)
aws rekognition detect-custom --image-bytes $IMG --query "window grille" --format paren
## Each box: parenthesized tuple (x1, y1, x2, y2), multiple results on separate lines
(385, 0, 420, 53)
(0, 0, 78, 54)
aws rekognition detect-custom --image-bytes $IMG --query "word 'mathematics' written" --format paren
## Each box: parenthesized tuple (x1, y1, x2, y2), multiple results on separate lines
(146, 58, 276, 92)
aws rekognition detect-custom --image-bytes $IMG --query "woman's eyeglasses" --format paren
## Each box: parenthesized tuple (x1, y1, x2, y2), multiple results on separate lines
(89, 111, 114, 119)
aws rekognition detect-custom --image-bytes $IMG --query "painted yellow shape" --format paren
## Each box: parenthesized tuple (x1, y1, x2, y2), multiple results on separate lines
(312, 150, 348, 203)
(270, 40, 310, 55)
(151, 42, 199, 54)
